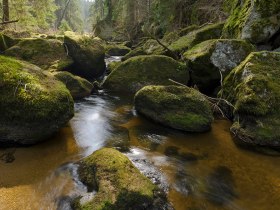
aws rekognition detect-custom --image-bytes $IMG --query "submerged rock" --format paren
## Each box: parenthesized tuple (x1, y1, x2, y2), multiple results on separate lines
(135, 85, 213, 132)
(103, 55, 189, 93)
(184, 39, 255, 93)
(53, 71, 93, 100)
(0, 56, 74, 145)
(220, 51, 280, 148)
(76, 148, 167, 210)
(4, 38, 73, 70)
(223, 0, 280, 44)
(168, 23, 224, 55)
(64, 35, 106, 79)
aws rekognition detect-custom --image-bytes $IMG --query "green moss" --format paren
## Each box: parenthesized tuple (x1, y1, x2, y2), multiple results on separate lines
(105, 44, 131, 56)
(220, 51, 280, 147)
(53, 71, 93, 99)
(0, 33, 18, 52)
(77, 148, 161, 210)
(169, 23, 224, 55)
(64, 35, 106, 79)
(223, 0, 280, 43)
(103, 55, 189, 93)
(183, 39, 255, 93)
(121, 47, 147, 61)
(134, 85, 213, 132)
(4, 38, 73, 70)
(0, 55, 74, 144)
(107, 61, 121, 74)
(178, 25, 199, 37)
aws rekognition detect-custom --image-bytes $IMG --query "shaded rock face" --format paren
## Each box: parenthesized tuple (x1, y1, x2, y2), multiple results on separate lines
(76, 148, 167, 210)
(103, 55, 189, 94)
(0, 56, 74, 145)
(53, 71, 93, 100)
(223, 0, 280, 44)
(168, 23, 224, 55)
(4, 38, 73, 71)
(105, 44, 131, 56)
(184, 39, 255, 93)
(0, 33, 18, 52)
(64, 35, 106, 80)
(135, 86, 213, 132)
(220, 52, 280, 148)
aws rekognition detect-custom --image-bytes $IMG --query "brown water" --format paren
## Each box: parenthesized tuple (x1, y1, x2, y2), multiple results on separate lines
(0, 91, 280, 210)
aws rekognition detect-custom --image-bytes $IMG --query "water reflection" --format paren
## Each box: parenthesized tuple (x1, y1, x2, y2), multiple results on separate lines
(0, 92, 280, 210)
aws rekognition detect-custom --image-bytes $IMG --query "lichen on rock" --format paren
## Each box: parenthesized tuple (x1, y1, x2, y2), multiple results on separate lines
(223, 0, 280, 44)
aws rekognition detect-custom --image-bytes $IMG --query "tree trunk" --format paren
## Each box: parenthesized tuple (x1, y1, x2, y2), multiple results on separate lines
(2, 0, 9, 22)
(56, 0, 71, 29)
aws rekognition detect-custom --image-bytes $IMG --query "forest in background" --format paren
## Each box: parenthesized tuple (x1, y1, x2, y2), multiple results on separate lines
(0, 0, 233, 39)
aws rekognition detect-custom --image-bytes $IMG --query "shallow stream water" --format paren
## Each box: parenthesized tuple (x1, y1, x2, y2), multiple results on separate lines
(0, 58, 280, 210)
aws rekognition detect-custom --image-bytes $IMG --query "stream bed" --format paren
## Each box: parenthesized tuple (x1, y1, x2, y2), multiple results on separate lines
(0, 58, 280, 210)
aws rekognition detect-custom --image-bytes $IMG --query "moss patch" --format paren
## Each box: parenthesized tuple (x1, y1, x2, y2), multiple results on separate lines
(220, 51, 280, 147)
(105, 44, 131, 56)
(223, 0, 280, 43)
(53, 71, 93, 100)
(135, 85, 213, 132)
(103, 55, 189, 94)
(4, 38, 73, 70)
(169, 23, 224, 55)
(0, 56, 74, 145)
(77, 148, 164, 210)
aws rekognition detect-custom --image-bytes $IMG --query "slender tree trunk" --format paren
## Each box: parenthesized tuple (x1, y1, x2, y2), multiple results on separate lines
(56, 0, 71, 29)
(2, 0, 9, 22)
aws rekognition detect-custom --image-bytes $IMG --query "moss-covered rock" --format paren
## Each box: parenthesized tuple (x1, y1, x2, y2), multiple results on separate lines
(76, 148, 165, 210)
(184, 39, 255, 93)
(0, 56, 74, 145)
(64, 35, 106, 79)
(0, 33, 18, 52)
(220, 51, 280, 147)
(178, 25, 200, 37)
(106, 61, 121, 75)
(223, 0, 280, 44)
(135, 85, 213, 132)
(121, 47, 147, 61)
(53, 71, 93, 99)
(105, 44, 131, 56)
(4, 38, 73, 70)
(169, 23, 224, 55)
(103, 55, 189, 93)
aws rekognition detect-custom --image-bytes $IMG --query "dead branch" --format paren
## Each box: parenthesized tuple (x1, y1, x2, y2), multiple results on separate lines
(0, 19, 19, 25)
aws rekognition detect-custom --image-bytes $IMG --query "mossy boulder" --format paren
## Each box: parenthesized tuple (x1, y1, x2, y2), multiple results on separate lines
(64, 35, 106, 79)
(76, 148, 165, 210)
(169, 23, 224, 55)
(0, 33, 18, 52)
(103, 55, 189, 93)
(220, 51, 280, 147)
(223, 0, 280, 44)
(178, 25, 200, 36)
(121, 47, 147, 61)
(105, 44, 131, 56)
(53, 71, 93, 99)
(106, 61, 121, 75)
(184, 39, 255, 93)
(135, 85, 213, 132)
(4, 38, 73, 70)
(0, 56, 74, 145)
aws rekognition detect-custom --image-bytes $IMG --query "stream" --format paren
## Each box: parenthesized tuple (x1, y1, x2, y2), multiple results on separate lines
(0, 57, 280, 210)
